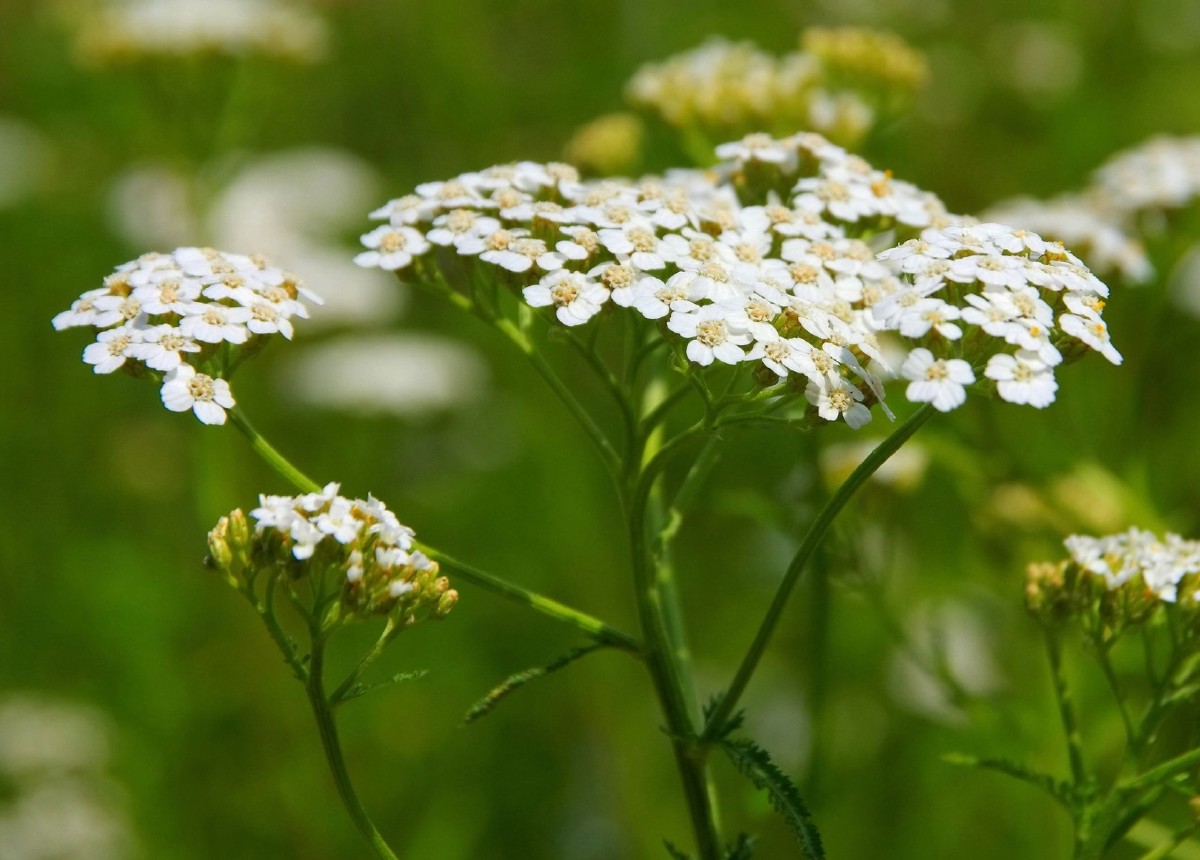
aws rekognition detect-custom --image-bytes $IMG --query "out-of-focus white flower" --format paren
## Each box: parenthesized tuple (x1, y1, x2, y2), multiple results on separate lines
(279, 334, 486, 418)
(887, 601, 1002, 724)
(109, 150, 404, 328)
(0, 694, 135, 860)
(75, 0, 328, 65)
(1092, 135, 1200, 217)
(819, 437, 930, 491)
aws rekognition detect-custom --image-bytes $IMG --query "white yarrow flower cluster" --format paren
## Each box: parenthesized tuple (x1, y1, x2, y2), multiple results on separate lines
(1064, 529, 1200, 603)
(879, 223, 1118, 412)
(244, 483, 454, 618)
(357, 138, 927, 428)
(53, 247, 321, 425)
(359, 133, 1116, 427)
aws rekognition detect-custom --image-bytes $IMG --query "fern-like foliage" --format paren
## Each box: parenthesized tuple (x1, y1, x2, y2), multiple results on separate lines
(335, 669, 428, 705)
(720, 737, 825, 860)
(463, 644, 604, 724)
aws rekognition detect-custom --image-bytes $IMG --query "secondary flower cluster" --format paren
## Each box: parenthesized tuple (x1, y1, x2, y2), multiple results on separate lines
(1093, 135, 1200, 217)
(624, 28, 926, 148)
(878, 222, 1119, 412)
(74, 0, 328, 66)
(208, 485, 457, 622)
(1026, 529, 1200, 626)
(53, 247, 320, 425)
(357, 131, 1118, 425)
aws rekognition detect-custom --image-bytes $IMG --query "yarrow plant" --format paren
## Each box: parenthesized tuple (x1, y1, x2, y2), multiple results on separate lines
(51, 120, 1135, 858)
(952, 530, 1200, 860)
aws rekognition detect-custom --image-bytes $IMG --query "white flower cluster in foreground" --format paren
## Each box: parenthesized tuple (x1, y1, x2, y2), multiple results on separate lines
(357, 131, 1118, 424)
(75, 0, 328, 65)
(1064, 529, 1200, 603)
(240, 484, 455, 619)
(879, 222, 1119, 412)
(53, 247, 320, 425)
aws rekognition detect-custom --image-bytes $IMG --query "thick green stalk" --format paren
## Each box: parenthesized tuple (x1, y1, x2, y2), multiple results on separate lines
(629, 450, 722, 860)
(702, 404, 936, 741)
(306, 634, 401, 860)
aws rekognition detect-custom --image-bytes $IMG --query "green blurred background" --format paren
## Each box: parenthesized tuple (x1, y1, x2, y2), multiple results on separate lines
(3, 0, 1200, 857)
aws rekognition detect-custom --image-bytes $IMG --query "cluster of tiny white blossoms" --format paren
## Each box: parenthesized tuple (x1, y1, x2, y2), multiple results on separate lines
(233, 483, 456, 619)
(1064, 529, 1200, 604)
(74, 0, 328, 66)
(53, 247, 320, 425)
(357, 131, 1118, 426)
(878, 222, 1120, 413)
(624, 29, 926, 147)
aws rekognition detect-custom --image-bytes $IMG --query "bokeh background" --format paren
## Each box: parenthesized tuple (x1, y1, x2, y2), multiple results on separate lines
(4, 0, 1200, 857)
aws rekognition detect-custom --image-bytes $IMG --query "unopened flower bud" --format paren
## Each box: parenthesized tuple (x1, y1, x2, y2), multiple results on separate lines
(436, 589, 459, 619)
(207, 518, 234, 571)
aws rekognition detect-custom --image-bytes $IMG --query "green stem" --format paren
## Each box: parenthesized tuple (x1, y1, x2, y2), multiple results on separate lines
(228, 407, 322, 494)
(702, 404, 936, 741)
(306, 634, 400, 860)
(628, 447, 721, 860)
(1121, 747, 1200, 794)
(419, 544, 640, 653)
(1046, 630, 1087, 790)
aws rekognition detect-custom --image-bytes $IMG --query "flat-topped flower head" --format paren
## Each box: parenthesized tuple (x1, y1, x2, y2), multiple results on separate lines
(54, 247, 321, 425)
(209, 488, 457, 623)
(361, 147, 1116, 431)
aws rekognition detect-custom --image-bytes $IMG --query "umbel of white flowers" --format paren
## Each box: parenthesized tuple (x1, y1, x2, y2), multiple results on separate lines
(208, 484, 458, 623)
(354, 131, 1120, 428)
(52, 247, 322, 425)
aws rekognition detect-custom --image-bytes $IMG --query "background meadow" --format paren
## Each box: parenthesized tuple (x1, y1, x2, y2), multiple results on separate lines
(3, 0, 1200, 857)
